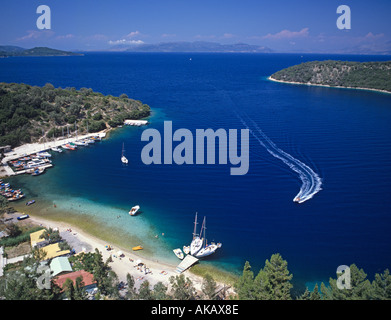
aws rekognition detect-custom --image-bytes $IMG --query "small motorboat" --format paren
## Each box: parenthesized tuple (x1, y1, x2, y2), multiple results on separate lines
(26, 200, 36, 206)
(183, 246, 190, 255)
(17, 214, 30, 221)
(132, 245, 143, 251)
(129, 205, 140, 216)
(121, 143, 128, 164)
(173, 248, 184, 260)
(62, 144, 75, 150)
(51, 147, 63, 153)
(31, 167, 45, 176)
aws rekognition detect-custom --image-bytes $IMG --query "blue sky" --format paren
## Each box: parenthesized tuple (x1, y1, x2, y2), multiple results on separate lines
(1, 0, 390, 53)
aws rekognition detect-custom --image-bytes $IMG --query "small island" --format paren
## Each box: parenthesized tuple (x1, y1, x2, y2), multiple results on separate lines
(269, 60, 391, 94)
(0, 46, 83, 58)
(0, 82, 150, 148)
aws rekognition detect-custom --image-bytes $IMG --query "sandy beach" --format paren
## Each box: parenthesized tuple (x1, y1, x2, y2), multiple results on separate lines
(25, 215, 207, 292)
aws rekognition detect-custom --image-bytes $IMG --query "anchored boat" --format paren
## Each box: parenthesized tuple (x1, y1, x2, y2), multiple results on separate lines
(188, 213, 221, 259)
(173, 248, 184, 260)
(189, 212, 203, 256)
(129, 205, 140, 216)
(121, 143, 128, 164)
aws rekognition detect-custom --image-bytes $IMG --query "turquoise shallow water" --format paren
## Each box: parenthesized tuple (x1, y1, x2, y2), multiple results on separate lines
(2, 53, 391, 290)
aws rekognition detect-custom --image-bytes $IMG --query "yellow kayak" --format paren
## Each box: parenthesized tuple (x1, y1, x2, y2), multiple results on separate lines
(132, 245, 143, 251)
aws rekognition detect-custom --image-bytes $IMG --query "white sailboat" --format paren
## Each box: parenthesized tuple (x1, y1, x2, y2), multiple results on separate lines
(194, 217, 221, 258)
(121, 143, 128, 164)
(190, 212, 203, 256)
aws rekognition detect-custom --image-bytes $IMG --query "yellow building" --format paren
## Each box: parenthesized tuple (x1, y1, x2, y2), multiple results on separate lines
(40, 243, 70, 261)
(29, 229, 47, 247)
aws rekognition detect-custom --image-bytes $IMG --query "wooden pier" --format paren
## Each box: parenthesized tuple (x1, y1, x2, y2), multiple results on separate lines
(175, 255, 199, 273)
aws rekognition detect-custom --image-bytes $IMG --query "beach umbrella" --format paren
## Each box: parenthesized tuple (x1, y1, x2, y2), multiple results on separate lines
(135, 259, 142, 265)
(117, 251, 123, 256)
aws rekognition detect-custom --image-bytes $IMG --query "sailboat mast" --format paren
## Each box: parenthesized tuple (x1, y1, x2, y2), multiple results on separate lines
(200, 217, 206, 244)
(192, 212, 198, 239)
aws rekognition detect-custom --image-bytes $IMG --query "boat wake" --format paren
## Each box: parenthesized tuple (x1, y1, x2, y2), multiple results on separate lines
(237, 113, 322, 203)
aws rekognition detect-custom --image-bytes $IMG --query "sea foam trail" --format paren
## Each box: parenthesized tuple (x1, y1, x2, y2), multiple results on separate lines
(237, 112, 322, 203)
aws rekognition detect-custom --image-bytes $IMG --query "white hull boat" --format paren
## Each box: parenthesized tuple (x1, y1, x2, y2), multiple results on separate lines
(121, 143, 128, 164)
(129, 205, 140, 216)
(51, 147, 63, 153)
(173, 248, 184, 260)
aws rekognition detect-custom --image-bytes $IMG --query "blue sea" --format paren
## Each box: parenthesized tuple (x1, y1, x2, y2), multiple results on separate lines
(1, 53, 391, 291)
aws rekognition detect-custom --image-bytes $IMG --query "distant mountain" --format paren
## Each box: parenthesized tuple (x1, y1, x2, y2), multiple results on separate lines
(109, 41, 273, 53)
(0, 46, 83, 57)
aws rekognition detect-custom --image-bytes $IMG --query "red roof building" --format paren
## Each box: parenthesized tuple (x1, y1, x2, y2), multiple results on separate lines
(54, 270, 97, 293)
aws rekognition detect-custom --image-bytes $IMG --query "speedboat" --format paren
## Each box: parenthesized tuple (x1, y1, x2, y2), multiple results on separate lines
(121, 143, 128, 164)
(293, 196, 303, 203)
(173, 248, 184, 260)
(129, 205, 140, 216)
(74, 140, 88, 146)
(26, 200, 36, 206)
(37, 151, 52, 158)
(25, 159, 47, 168)
(31, 167, 45, 176)
(51, 147, 63, 153)
(62, 144, 75, 150)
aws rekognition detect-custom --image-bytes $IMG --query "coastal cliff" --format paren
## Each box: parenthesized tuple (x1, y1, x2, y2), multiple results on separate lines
(270, 60, 391, 94)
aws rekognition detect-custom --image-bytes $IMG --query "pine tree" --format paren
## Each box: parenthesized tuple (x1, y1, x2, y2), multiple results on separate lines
(202, 274, 217, 300)
(328, 264, 373, 300)
(138, 280, 153, 300)
(125, 273, 137, 300)
(310, 283, 321, 300)
(372, 269, 391, 300)
(258, 253, 293, 300)
(234, 261, 256, 300)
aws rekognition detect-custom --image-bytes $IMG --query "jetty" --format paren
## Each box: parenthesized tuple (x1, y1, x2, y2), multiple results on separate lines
(124, 119, 148, 126)
(175, 255, 199, 274)
(0, 131, 107, 177)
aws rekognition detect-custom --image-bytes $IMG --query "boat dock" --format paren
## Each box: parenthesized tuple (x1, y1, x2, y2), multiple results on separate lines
(14, 163, 53, 175)
(124, 119, 148, 126)
(175, 255, 199, 273)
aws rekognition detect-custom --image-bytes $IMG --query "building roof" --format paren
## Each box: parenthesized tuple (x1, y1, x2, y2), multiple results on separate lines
(40, 243, 70, 260)
(30, 229, 46, 247)
(53, 270, 96, 290)
(50, 256, 73, 277)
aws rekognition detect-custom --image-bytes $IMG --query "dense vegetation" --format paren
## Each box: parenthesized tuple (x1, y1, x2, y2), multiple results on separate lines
(271, 60, 391, 93)
(0, 82, 150, 148)
(235, 254, 391, 300)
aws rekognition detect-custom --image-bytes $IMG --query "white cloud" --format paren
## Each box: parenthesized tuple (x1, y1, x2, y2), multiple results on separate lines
(263, 28, 309, 40)
(125, 31, 141, 38)
(16, 30, 54, 41)
(108, 39, 144, 46)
